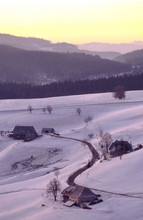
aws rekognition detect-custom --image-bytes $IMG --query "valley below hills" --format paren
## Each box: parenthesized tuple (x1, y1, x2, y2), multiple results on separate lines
(0, 44, 131, 85)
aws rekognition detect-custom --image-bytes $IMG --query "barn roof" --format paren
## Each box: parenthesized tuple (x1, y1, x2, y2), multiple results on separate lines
(13, 126, 38, 135)
(61, 185, 97, 199)
(42, 128, 55, 132)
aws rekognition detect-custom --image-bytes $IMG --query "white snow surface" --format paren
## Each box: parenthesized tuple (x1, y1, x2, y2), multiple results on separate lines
(0, 90, 143, 220)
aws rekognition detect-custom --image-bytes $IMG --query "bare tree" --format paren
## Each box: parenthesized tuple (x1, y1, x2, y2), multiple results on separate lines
(28, 105, 33, 114)
(42, 107, 46, 114)
(113, 85, 126, 100)
(47, 105, 53, 114)
(46, 178, 61, 201)
(99, 131, 112, 160)
(54, 168, 60, 179)
(76, 107, 81, 115)
(84, 115, 93, 125)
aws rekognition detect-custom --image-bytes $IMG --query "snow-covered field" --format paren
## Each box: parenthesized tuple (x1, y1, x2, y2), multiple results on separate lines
(0, 91, 143, 220)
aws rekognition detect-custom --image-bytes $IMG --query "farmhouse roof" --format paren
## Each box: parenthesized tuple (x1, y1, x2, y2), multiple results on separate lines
(109, 140, 132, 152)
(61, 185, 96, 199)
(13, 126, 38, 135)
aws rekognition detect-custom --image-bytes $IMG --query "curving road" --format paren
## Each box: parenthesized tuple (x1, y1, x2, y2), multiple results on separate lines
(52, 134, 143, 200)
(52, 134, 99, 186)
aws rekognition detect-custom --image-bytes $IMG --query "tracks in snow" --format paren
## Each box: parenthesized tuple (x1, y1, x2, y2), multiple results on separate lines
(0, 141, 19, 159)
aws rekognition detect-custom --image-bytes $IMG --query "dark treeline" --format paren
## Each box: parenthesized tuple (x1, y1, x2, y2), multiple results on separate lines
(0, 73, 143, 99)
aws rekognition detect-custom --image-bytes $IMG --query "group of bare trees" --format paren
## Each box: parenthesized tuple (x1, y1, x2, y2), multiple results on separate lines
(27, 105, 53, 114)
(76, 107, 94, 127)
(28, 84, 125, 115)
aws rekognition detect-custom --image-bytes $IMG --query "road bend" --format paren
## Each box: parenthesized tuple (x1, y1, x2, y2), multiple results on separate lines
(51, 134, 99, 186)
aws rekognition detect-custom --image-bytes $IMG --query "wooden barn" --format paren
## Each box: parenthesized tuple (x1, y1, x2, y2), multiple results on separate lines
(61, 185, 99, 206)
(42, 128, 55, 134)
(12, 126, 38, 141)
(109, 140, 133, 157)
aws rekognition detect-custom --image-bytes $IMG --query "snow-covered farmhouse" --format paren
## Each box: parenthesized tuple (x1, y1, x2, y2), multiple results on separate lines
(61, 185, 99, 206)
(11, 126, 38, 141)
(109, 140, 133, 157)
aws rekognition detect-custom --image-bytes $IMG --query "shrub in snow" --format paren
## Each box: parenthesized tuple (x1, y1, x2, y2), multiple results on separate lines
(84, 115, 93, 125)
(76, 107, 81, 115)
(28, 105, 33, 114)
(42, 107, 46, 114)
(88, 133, 94, 139)
(47, 105, 53, 114)
(113, 85, 126, 100)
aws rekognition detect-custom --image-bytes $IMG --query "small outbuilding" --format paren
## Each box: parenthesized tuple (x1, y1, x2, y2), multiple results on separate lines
(12, 126, 38, 141)
(42, 128, 55, 134)
(109, 140, 133, 157)
(61, 185, 99, 205)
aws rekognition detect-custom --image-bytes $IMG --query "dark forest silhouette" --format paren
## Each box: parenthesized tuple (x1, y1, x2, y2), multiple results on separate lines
(0, 73, 143, 99)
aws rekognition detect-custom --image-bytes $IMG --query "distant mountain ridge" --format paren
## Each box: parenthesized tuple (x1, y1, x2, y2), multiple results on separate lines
(115, 49, 143, 65)
(78, 42, 143, 54)
(0, 44, 131, 85)
(0, 34, 121, 60)
(78, 50, 121, 60)
(0, 34, 78, 52)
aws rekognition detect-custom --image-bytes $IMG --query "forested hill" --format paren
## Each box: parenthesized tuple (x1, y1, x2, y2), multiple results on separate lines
(0, 45, 131, 85)
(115, 49, 143, 65)
(0, 33, 121, 59)
(0, 73, 143, 99)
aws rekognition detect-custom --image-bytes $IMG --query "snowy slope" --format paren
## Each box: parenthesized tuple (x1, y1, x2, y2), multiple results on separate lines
(0, 91, 143, 220)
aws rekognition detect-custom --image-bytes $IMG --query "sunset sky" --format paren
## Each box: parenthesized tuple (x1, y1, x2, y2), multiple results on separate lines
(0, 0, 143, 44)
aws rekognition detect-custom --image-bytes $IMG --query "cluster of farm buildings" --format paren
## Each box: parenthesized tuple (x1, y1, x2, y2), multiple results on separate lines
(8, 125, 135, 156)
(5, 125, 142, 208)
